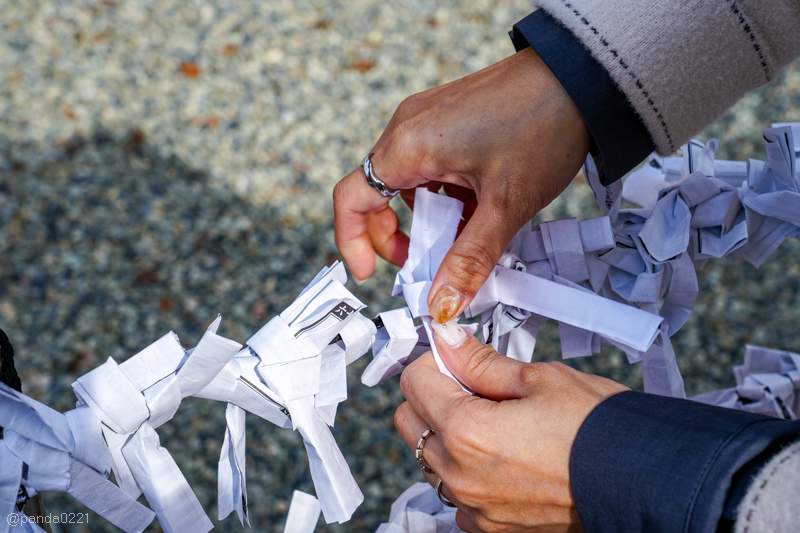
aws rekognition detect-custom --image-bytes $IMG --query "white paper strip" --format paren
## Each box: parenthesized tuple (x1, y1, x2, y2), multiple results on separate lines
(283, 490, 321, 533)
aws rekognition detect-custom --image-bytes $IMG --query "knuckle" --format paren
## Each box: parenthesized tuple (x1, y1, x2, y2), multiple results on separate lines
(332, 179, 348, 206)
(389, 98, 420, 138)
(386, 120, 418, 155)
(439, 431, 461, 457)
(393, 402, 410, 431)
(399, 368, 412, 398)
(398, 92, 424, 112)
(519, 364, 545, 388)
(438, 401, 483, 456)
(520, 361, 571, 388)
(519, 360, 563, 388)
(399, 360, 422, 399)
(436, 417, 461, 451)
(376, 125, 420, 181)
(383, 95, 435, 158)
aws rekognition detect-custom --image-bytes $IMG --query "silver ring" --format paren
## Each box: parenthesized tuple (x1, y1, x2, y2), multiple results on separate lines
(436, 478, 457, 507)
(416, 429, 435, 474)
(362, 153, 401, 198)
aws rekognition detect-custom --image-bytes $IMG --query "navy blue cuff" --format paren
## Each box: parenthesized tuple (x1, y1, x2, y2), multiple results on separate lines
(570, 391, 800, 533)
(510, 10, 655, 185)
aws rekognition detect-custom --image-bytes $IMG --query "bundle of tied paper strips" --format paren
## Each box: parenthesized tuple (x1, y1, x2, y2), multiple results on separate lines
(1, 264, 374, 532)
(2, 124, 800, 533)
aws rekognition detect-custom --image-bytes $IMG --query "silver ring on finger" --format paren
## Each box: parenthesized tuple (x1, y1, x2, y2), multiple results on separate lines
(436, 478, 457, 508)
(416, 428, 436, 474)
(362, 153, 401, 198)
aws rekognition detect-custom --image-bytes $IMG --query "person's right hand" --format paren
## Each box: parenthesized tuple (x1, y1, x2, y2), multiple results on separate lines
(333, 46, 590, 321)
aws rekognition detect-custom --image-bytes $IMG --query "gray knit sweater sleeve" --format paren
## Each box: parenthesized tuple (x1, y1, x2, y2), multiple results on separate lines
(735, 439, 800, 533)
(533, 0, 800, 156)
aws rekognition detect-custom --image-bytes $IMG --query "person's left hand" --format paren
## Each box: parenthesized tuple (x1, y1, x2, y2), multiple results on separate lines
(394, 321, 627, 533)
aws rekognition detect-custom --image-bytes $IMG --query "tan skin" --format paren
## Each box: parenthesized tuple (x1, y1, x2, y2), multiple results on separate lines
(333, 47, 627, 531)
(395, 333, 627, 532)
(333, 46, 589, 320)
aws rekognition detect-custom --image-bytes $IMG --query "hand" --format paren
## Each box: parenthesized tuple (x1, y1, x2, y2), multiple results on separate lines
(333, 46, 590, 320)
(394, 323, 627, 532)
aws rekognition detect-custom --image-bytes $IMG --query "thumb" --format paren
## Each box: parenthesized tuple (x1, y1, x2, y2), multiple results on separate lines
(432, 320, 540, 400)
(427, 195, 527, 324)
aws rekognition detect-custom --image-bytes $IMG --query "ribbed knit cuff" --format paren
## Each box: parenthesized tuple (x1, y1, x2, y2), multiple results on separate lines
(510, 10, 654, 185)
(734, 440, 800, 533)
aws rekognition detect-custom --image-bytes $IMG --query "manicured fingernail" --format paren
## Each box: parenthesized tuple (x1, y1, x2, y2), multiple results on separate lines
(354, 277, 368, 286)
(431, 319, 467, 347)
(429, 286, 462, 323)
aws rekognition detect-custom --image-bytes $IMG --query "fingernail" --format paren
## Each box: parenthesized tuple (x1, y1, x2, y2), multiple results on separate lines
(354, 277, 368, 286)
(429, 286, 462, 323)
(431, 319, 467, 347)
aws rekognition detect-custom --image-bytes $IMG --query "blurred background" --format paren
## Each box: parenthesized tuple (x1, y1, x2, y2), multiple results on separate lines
(1, 0, 799, 531)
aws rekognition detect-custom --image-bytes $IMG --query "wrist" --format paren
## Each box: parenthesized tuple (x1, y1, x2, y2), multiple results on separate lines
(511, 10, 654, 185)
(514, 46, 592, 160)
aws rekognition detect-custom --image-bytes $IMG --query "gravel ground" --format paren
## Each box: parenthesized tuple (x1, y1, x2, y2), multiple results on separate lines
(1, 1, 799, 532)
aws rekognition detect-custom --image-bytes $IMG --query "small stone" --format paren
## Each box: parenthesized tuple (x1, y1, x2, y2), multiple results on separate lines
(179, 61, 201, 79)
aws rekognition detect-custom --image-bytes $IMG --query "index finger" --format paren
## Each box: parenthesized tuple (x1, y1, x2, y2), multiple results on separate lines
(333, 167, 394, 282)
(399, 351, 477, 433)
